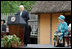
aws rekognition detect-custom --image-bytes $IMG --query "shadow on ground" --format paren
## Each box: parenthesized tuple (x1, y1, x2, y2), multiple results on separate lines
(22, 44, 71, 48)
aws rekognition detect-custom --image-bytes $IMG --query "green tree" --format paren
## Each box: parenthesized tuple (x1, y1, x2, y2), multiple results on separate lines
(1, 1, 36, 13)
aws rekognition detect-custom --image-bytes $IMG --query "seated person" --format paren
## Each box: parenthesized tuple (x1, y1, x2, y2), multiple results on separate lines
(54, 15, 69, 47)
(1, 20, 7, 32)
(68, 23, 71, 33)
(68, 23, 71, 45)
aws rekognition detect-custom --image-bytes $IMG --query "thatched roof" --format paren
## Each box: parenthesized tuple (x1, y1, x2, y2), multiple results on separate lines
(31, 1, 71, 14)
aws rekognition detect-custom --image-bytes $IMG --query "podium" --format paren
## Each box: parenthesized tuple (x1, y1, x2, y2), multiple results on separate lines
(7, 15, 26, 43)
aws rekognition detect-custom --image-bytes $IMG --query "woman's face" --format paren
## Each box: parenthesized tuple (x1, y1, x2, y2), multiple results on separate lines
(1, 21, 4, 24)
(58, 19, 63, 23)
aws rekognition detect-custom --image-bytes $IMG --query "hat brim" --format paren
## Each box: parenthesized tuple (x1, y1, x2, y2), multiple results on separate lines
(58, 17, 64, 22)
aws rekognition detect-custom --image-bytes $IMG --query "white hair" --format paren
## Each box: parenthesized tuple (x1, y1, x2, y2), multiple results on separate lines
(19, 5, 24, 8)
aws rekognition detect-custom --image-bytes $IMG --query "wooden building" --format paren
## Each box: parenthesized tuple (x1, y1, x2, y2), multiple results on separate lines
(31, 1, 71, 45)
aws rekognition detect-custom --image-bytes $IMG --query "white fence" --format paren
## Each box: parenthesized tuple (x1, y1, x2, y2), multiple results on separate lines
(1, 13, 38, 37)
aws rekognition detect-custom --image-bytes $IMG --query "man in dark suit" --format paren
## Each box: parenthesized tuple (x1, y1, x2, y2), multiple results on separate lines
(16, 5, 30, 46)
(1, 20, 6, 32)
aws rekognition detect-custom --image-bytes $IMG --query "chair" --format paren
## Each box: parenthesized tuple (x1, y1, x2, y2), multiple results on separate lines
(63, 31, 71, 46)
(54, 31, 71, 47)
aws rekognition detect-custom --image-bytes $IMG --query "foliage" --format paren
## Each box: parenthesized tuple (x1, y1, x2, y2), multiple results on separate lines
(1, 34, 22, 48)
(1, 1, 36, 13)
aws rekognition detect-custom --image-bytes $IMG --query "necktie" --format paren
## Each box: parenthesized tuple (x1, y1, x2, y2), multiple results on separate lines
(20, 12, 22, 16)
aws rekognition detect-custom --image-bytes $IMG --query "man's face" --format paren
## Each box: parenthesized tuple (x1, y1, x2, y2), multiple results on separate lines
(1, 21, 4, 24)
(19, 7, 24, 12)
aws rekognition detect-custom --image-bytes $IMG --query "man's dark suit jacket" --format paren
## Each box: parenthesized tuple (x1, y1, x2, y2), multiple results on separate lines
(16, 10, 29, 24)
